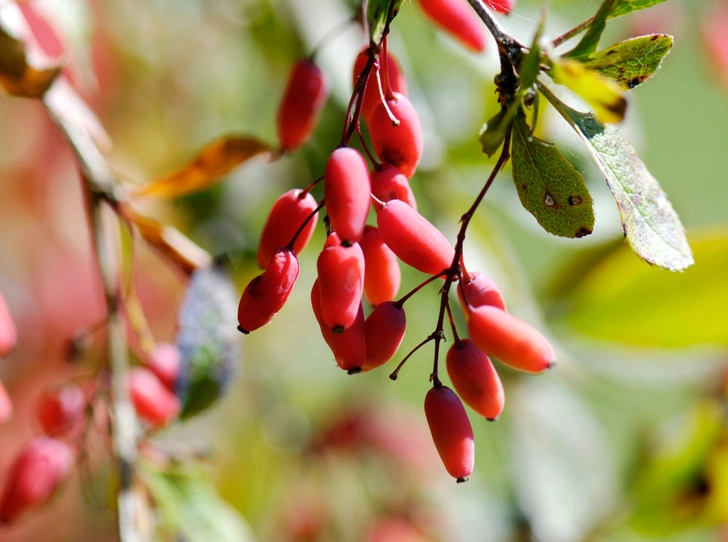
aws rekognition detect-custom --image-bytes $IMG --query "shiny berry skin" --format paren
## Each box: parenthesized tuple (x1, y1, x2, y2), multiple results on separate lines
(257, 189, 319, 268)
(424, 385, 474, 482)
(457, 271, 507, 315)
(360, 226, 401, 306)
(368, 93, 423, 178)
(0, 292, 17, 357)
(0, 436, 74, 524)
(238, 248, 300, 333)
(36, 384, 86, 436)
(363, 301, 406, 371)
(128, 368, 181, 427)
(324, 147, 371, 243)
(144, 342, 180, 391)
(0, 380, 11, 426)
(316, 234, 365, 333)
(370, 165, 417, 210)
(277, 59, 329, 151)
(376, 199, 454, 276)
(352, 48, 408, 121)
(467, 305, 555, 373)
(446, 339, 504, 420)
(418, 0, 487, 52)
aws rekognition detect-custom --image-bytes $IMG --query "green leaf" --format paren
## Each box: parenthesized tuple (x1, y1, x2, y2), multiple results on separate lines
(367, 0, 405, 45)
(479, 107, 509, 157)
(177, 263, 240, 418)
(556, 230, 724, 348)
(582, 34, 673, 90)
(608, 0, 669, 19)
(511, 111, 594, 238)
(518, 9, 545, 90)
(565, 0, 616, 59)
(558, 101, 693, 271)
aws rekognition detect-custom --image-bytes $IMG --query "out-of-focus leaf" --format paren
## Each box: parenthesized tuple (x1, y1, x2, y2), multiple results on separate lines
(176, 264, 239, 419)
(139, 461, 255, 542)
(128, 210, 212, 275)
(367, 0, 405, 45)
(119, 221, 155, 356)
(134, 135, 273, 199)
(608, 0, 669, 19)
(555, 230, 725, 348)
(582, 34, 673, 90)
(565, 0, 615, 59)
(511, 111, 594, 238)
(551, 57, 627, 124)
(558, 102, 693, 271)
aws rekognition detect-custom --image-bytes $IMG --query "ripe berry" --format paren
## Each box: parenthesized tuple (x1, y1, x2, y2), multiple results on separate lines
(316, 234, 365, 333)
(0, 292, 17, 357)
(324, 147, 371, 243)
(418, 0, 487, 52)
(144, 342, 180, 391)
(368, 93, 423, 178)
(257, 189, 319, 268)
(487, 0, 515, 15)
(238, 248, 300, 334)
(467, 305, 555, 373)
(446, 339, 504, 420)
(363, 301, 406, 371)
(457, 271, 506, 315)
(370, 165, 417, 210)
(376, 199, 454, 276)
(0, 380, 12, 426)
(277, 59, 329, 151)
(360, 226, 401, 306)
(36, 383, 86, 436)
(424, 385, 475, 482)
(128, 367, 181, 427)
(352, 48, 408, 121)
(0, 436, 74, 524)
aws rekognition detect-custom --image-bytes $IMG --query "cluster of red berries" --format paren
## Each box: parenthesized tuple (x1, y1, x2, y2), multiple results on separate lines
(237, 2, 553, 482)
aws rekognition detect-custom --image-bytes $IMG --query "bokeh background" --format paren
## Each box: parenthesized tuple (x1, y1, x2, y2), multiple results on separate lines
(0, 0, 727, 540)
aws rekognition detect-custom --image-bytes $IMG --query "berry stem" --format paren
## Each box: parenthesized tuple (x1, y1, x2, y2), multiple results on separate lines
(286, 200, 325, 252)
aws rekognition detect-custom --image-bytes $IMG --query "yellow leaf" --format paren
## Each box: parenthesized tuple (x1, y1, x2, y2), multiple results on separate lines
(134, 135, 274, 199)
(551, 58, 627, 124)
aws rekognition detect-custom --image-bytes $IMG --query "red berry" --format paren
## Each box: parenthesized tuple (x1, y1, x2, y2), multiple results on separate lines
(370, 165, 417, 210)
(129, 368, 181, 427)
(316, 234, 365, 333)
(363, 301, 406, 371)
(0, 436, 74, 524)
(457, 271, 506, 315)
(238, 248, 300, 333)
(311, 279, 366, 372)
(424, 385, 474, 482)
(0, 380, 12, 426)
(486, 0, 515, 14)
(352, 48, 408, 121)
(0, 292, 17, 357)
(418, 0, 487, 52)
(257, 189, 319, 268)
(144, 342, 180, 391)
(324, 147, 371, 243)
(376, 199, 454, 276)
(467, 305, 555, 373)
(36, 384, 86, 436)
(277, 59, 329, 151)
(368, 93, 423, 178)
(360, 226, 401, 306)
(446, 339, 504, 420)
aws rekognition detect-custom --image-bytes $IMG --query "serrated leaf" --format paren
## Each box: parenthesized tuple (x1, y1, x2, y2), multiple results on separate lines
(608, 0, 669, 19)
(176, 264, 239, 419)
(134, 135, 273, 199)
(565, 0, 615, 59)
(479, 107, 509, 157)
(582, 34, 673, 90)
(551, 57, 627, 124)
(367, 0, 405, 45)
(511, 111, 594, 239)
(559, 102, 693, 271)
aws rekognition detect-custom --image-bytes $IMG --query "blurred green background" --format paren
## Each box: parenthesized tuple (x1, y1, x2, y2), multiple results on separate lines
(0, 0, 727, 541)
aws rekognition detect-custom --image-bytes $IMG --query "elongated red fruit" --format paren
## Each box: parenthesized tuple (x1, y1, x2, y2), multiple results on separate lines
(0, 436, 74, 524)
(277, 59, 328, 151)
(257, 189, 319, 268)
(352, 48, 408, 121)
(487, 0, 515, 14)
(376, 199, 454, 276)
(424, 385, 474, 482)
(129, 367, 181, 427)
(360, 226, 401, 305)
(37, 384, 86, 436)
(311, 280, 366, 373)
(418, 0, 487, 52)
(370, 165, 417, 210)
(0, 380, 11, 426)
(317, 234, 365, 333)
(238, 248, 300, 333)
(363, 301, 406, 371)
(0, 292, 17, 357)
(369, 93, 423, 178)
(467, 305, 555, 373)
(324, 147, 371, 243)
(446, 339, 504, 420)
(457, 271, 506, 316)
